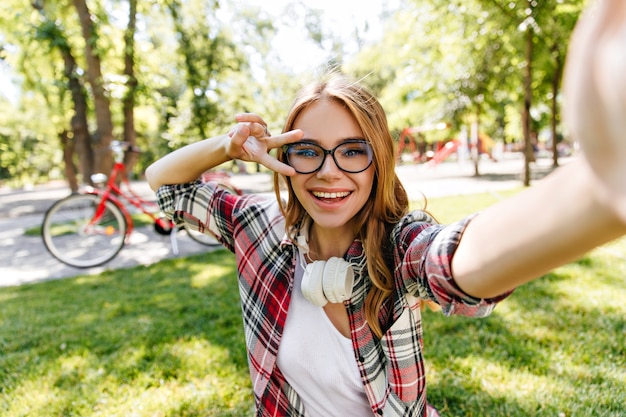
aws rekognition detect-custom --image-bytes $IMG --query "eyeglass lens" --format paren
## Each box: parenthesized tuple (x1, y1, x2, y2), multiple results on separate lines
(284, 140, 373, 174)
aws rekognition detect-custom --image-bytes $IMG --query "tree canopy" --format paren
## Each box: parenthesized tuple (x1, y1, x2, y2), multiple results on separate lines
(0, 0, 586, 188)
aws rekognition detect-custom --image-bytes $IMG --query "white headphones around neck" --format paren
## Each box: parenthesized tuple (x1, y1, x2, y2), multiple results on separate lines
(295, 217, 355, 307)
(301, 257, 354, 307)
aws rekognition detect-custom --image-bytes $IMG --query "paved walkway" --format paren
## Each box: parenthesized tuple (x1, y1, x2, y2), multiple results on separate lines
(0, 154, 569, 287)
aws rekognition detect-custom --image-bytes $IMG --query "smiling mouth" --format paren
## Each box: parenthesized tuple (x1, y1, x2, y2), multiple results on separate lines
(311, 191, 351, 200)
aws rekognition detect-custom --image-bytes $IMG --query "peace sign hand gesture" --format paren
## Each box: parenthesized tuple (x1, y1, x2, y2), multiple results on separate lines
(227, 113, 303, 177)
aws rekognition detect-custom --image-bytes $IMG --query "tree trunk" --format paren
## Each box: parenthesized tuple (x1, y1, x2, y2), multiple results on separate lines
(471, 117, 481, 177)
(60, 130, 79, 192)
(31, 1, 94, 188)
(122, 0, 138, 179)
(551, 50, 564, 168)
(522, 26, 534, 187)
(62, 54, 93, 186)
(73, 0, 114, 176)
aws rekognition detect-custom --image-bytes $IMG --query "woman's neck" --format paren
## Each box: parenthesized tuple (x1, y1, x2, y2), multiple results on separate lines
(308, 223, 356, 261)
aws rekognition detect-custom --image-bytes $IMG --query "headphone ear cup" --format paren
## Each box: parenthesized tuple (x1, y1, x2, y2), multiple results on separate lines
(322, 257, 355, 304)
(301, 260, 328, 307)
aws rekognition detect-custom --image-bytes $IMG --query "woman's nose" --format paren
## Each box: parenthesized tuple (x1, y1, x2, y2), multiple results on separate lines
(316, 153, 342, 179)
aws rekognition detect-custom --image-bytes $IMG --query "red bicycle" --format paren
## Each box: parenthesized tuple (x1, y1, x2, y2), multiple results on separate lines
(41, 141, 241, 268)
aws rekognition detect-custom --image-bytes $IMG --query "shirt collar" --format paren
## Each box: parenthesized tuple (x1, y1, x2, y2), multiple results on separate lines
(279, 215, 311, 253)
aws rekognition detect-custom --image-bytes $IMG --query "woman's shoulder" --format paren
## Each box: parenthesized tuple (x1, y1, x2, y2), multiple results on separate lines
(401, 209, 437, 224)
(392, 209, 438, 234)
(228, 192, 286, 229)
(387, 209, 439, 250)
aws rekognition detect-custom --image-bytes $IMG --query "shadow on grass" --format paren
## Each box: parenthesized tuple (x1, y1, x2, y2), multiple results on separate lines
(475, 162, 556, 183)
(423, 254, 626, 416)
(421, 161, 557, 184)
(0, 249, 253, 416)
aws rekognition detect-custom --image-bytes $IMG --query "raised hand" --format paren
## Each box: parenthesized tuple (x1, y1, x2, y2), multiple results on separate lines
(563, 0, 626, 221)
(226, 113, 303, 176)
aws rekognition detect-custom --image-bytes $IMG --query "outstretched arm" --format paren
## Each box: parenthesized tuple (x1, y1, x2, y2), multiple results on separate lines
(145, 114, 303, 191)
(451, 0, 626, 298)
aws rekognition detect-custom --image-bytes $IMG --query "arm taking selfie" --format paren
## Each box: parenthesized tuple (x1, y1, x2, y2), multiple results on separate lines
(452, 0, 626, 298)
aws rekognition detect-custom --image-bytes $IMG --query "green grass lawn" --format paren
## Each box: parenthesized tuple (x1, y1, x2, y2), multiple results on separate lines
(2, 190, 624, 416)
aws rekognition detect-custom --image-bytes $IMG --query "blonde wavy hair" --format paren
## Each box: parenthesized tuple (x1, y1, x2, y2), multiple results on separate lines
(273, 73, 409, 338)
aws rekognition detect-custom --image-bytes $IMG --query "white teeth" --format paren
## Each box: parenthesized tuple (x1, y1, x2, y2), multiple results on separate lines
(312, 191, 350, 199)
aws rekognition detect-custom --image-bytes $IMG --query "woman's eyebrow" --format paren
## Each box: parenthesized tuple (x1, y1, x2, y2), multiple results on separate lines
(299, 137, 367, 145)
(298, 138, 320, 144)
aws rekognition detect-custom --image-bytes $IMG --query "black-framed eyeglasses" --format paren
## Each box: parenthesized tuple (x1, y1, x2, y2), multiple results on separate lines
(282, 139, 374, 174)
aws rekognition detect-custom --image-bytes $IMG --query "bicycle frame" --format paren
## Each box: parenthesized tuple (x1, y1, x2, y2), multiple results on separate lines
(43, 140, 233, 268)
(80, 140, 239, 247)
(83, 159, 171, 241)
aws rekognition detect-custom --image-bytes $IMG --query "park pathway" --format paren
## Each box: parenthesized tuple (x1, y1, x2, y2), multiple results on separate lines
(0, 154, 567, 287)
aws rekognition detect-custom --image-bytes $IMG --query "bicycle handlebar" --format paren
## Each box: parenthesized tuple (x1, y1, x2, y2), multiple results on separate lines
(111, 140, 141, 153)
(110, 141, 142, 163)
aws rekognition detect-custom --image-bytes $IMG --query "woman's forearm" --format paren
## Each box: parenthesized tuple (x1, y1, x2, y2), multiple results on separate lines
(451, 160, 626, 299)
(145, 134, 231, 191)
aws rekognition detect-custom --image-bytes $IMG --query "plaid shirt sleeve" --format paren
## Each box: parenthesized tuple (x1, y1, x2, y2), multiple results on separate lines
(354, 211, 514, 416)
(156, 180, 259, 252)
(395, 210, 512, 317)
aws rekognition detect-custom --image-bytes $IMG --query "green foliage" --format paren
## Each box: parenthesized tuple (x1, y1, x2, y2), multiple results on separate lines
(162, 0, 246, 142)
(347, 0, 584, 146)
(0, 97, 60, 186)
(0, 0, 587, 186)
(0, 0, 270, 185)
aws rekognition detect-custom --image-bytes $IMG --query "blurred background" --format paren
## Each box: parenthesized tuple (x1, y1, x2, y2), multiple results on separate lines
(0, 0, 587, 191)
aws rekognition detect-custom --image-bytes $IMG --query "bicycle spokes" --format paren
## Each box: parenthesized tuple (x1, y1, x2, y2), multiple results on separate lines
(42, 194, 127, 268)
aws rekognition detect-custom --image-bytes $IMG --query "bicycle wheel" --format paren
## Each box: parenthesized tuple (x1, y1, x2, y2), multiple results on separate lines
(42, 193, 127, 268)
(184, 225, 221, 246)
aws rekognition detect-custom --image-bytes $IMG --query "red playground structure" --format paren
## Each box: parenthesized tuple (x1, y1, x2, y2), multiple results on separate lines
(396, 123, 450, 164)
(396, 123, 494, 166)
(426, 140, 461, 167)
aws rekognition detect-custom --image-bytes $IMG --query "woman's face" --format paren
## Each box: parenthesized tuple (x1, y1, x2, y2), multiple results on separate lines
(289, 99, 375, 234)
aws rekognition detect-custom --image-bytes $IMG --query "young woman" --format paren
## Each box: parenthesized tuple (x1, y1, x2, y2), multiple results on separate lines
(145, 2, 626, 415)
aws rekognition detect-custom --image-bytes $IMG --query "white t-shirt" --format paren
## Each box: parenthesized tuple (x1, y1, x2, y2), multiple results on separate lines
(276, 253, 372, 416)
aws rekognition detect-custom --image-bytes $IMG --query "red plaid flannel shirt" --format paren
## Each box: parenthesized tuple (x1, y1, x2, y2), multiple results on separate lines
(157, 180, 511, 416)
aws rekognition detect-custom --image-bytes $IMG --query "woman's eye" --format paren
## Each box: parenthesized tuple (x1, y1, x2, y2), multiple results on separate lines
(293, 147, 321, 158)
(341, 147, 366, 157)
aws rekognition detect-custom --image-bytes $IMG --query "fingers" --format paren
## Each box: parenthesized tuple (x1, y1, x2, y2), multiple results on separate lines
(228, 124, 251, 149)
(226, 121, 301, 176)
(228, 121, 303, 151)
(227, 114, 304, 176)
(260, 129, 303, 176)
(265, 129, 304, 150)
(229, 121, 268, 139)
(235, 113, 266, 124)
(258, 153, 297, 177)
(235, 113, 270, 138)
